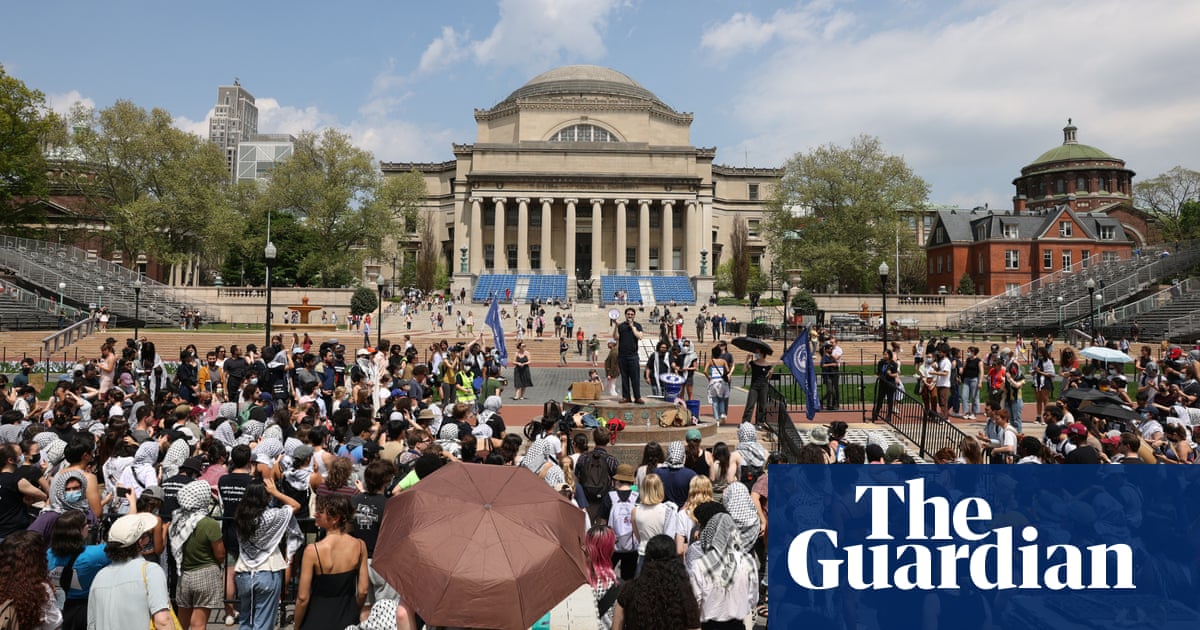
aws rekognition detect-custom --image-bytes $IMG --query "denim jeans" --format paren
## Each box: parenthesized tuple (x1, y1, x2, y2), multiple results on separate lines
(961, 378, 980, 415)
(1006, 398, 1024, 434)
(712, 396, 729, 419)
(235, 570, 283, 630)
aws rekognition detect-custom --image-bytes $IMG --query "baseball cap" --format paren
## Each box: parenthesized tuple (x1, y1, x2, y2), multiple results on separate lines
(108, 513, 159, 547)
(258, 392, 273, 402)
(685, 428, 702, 441)
(1066, 423, 1088, 437)
(292, 444, 314, 462)
(356, 348, 370, 356)
(180, 456, 204, 474)
(884, 443, 905, 462)
(141, 486, 165, 501)
(390, 388, 406, 399)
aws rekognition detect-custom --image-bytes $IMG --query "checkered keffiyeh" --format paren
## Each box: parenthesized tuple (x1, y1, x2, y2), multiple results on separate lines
(169, 480, 214, 576)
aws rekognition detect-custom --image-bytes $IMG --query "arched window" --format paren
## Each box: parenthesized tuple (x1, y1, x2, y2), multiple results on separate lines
(1055, 179, 1065, 194)
(1076, 176, 1088, 193)
(550, 124, 618, 143)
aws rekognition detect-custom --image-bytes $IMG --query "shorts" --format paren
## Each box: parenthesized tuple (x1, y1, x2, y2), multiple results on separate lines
(176, 564, 224, 609)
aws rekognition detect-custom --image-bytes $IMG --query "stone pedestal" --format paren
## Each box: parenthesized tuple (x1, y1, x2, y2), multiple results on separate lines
(453, 273, 475, 301)
(565, 396, 718, 466)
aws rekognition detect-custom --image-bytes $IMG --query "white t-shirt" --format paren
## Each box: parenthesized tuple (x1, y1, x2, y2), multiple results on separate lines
(935, 358, 953, 388)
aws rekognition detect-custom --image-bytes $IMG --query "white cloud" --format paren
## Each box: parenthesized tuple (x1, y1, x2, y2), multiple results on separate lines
(45, 90, 94, 118)
(255, 97, 335, 136)
(714, 0, 1200, 207)
(700, 13, 777, 56)
(418, 26, 471, 75)
(175, 108, 212, 138)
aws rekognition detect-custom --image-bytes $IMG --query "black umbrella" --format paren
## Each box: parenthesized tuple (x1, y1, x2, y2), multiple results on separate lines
(1061, 387, 1123, 404)
(1079, 401, 1142, 423)
(731, 336, 773, 355)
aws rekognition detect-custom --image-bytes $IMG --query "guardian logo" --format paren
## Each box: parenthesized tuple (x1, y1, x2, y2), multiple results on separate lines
(767, 466, 1200, 630)
(787, 479, 1134, 590)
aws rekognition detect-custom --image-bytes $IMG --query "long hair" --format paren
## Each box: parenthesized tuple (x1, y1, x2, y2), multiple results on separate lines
(0, 530, 51, 628)
(684, 475, 714, 523)
(236, 482, 270, 540)
(619, 534, 698, 630)
(639, 442, 664, 470)
(959, 436, 984, 464)
(711, 442, 731, 479)
(585, 525, 616, 587)
(50, 510, 88, 557)
(639, 474, 664, 506)
(325, 456, 353, 489)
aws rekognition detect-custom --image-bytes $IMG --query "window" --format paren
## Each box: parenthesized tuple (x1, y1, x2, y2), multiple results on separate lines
(936, 256, 943, 274)
(1059, 221, 1072, 237)
(550, 124, 617, 142)
(1005, 250, 1020, 269)
(1037, 180, 1046, 197)
(1081, 250, 1090, 268)
(748, 220, 760, 238)
(1005, 283, 1020, 296)
(529, 210, 542, 227)
(484, 208, 495, 226)
(923, 216, 933, 229)
(907, 216, 917, 229)
(935, 226, 946, 243)
(507, 245, 518, 269)
(1003, 224, 1019, 239)
(1099, 225, 1115, 240)
(1103, 251, 1120, 263)
(977, 252, 984, 272)
(649, 247, 660, 271)
(1061, 250, 1072, 271)
(1043, 250, 1053, 269)
(650, 209, 660, 228)
(626, 247, 636, 270)
(530, 245, 541, 269)
(672, 209, 682, 229)
(1076, 176, 1088, 193)
(1056, 179, 1065, 194)
(484, 245, 495, 269)
(748, 184, 759, 200)
(506, 208, 518, 227)
(976, 225, 986, 240)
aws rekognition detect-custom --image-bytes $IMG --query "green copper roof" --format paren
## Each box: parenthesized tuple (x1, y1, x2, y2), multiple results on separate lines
(1030, 142, 1114, 165)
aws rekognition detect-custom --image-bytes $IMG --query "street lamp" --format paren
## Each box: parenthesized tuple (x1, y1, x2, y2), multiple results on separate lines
(1085, 278, 1096, 345)
(1056, 295, 1064, 337)
(96, 285, 104, 309)
(391, 255, 398, 299)
(57, 281, 65, 306)
(376, 274, 385, 348)
(264, 241, 277, 347)
(879, 262, 890, 353)
(781, 281, 791, 346)
(133, 280, 143, 340)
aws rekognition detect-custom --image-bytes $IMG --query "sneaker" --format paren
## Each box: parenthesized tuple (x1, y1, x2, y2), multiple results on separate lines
(224, 613, 238, 627)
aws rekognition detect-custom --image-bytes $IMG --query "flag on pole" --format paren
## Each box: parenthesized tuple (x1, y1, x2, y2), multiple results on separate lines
(782, 326, 820, 420)
(485, 298, 508, 367)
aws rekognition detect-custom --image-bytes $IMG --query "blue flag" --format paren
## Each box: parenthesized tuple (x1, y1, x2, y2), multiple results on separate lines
(782, 326, 820, 420)
(485, 299, 508, 367)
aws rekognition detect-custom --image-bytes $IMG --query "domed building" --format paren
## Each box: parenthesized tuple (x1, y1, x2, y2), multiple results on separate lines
(925, 121, 1154, 296)
(382, 65, 780, 304)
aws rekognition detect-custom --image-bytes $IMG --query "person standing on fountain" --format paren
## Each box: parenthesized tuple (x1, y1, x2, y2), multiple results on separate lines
(741, 347, 776, 426)
(614, 308, 645, 404)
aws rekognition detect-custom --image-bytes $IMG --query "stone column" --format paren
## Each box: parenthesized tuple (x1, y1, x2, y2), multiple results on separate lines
(614, 199, 628, 273)
(493, 197, 507, 271)
(591, 199, 604, 278)
(686, 200, 700, 276)
(469, 197, 483, 272)
(516, 198, 530, 271)
(661, 200, 675, 272)
(539, 198, 554, 271)
(565, 199, 578, 277)
(638, 199, 651, 272)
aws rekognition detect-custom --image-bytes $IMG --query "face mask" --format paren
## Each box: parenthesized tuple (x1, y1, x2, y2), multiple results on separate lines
(249, 379, 258, 385)
(17, 455, 24, 467)
(64, 490, 83, 504)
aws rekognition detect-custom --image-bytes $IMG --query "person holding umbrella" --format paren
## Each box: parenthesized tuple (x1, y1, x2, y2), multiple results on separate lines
(738, 340, 775, 427)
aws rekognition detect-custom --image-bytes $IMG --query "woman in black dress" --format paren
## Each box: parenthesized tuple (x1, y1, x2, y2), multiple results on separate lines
(512, 342, 533, 400)
(294, 494, 368, 630)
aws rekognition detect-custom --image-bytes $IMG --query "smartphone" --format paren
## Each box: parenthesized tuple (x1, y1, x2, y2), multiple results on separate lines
(117, 488, 130, 498)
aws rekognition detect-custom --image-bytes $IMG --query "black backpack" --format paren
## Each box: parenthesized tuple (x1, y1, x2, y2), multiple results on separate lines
(579, 450, 611, 503)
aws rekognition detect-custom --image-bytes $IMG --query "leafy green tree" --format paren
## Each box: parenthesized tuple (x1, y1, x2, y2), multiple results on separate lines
(958, 273, 975, 295)
(791, 289, 818, 314)
(260, 129, 392, 287)
(1179, 200, 1200, 240)
(350, 286, 379, 316)
(414, 209, 443, 293)
(714, 260, 733, 296)
(0, 66, 62, 231)
(65, 100, 237, 268)
(1134, 166, 1200, 241)
(765, 135, 930, 293)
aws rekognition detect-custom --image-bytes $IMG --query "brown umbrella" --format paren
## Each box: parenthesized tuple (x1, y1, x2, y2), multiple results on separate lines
(373, 462, 588, 630)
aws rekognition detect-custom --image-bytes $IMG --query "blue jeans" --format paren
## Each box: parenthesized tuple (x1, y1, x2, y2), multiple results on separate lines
(961, 378, 980, 415)
(1006, 398, 1024, 434)
(235, 570, 283, 630)
(712, 396, 729, 419)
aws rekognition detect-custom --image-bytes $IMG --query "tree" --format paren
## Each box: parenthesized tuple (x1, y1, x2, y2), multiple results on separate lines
(791, 289, 817, 314)
(260, 129, 393, 287)
(958, 273, 975, 295)
(350, 286, 379, 316)
(714, 260, 733, 296)
(414, 210, 444, 293)
(1135, 166, 1200, 241)
(765, 135, 930, 293)
(729, 217, 751, 298)
(1180, 200, 1200, 240)
(0, 66, 62, 230)
(65, 100, 237, 268)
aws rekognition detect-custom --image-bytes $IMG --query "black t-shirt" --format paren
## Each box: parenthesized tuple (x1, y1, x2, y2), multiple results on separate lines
(962, 357, 981, 380)
(616, 321, 642, 355)
(160, 472, 191, 523)
(0, 472, 33, 537)
(351, 492, 388, 557)
(217, 471, 254, 549)
(1065, 445, 1101, 464)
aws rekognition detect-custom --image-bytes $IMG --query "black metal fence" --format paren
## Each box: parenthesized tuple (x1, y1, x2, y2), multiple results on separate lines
(746, 367, 870, 422)
(871, 377, 972, 459)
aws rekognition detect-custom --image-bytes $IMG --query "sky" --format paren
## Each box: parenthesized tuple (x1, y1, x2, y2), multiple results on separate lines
(5, 0, 1199, 210)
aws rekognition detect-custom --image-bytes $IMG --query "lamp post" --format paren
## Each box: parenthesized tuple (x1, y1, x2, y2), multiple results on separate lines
(264, 241, 277, 347)
(700, 248, 709, 275)
(460, 247, 468, 274)
(96, 285, 104, 309)
(879, 262, 890, 353)
(57, 281, 65, 306)
(391, 255, 398, 299)
(376, 275, 385, 348)
(781, 280, 790, 347)
(1056, 295, 1064, 337)
(133, 280, 143, 340)
(1085, 278, 1096, 345)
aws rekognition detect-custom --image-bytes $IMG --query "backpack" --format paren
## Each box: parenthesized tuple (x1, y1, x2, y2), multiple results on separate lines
(739, 464, 764, 489)
(609, 490, 639, 552)
(579, 451, 612, 504)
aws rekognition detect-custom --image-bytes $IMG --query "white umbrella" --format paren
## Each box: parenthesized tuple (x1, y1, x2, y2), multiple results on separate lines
(1080, 346, 1134, 363)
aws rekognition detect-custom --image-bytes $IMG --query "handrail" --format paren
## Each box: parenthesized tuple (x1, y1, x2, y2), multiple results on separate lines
(874, 377, 972, 460)
(0, 277, 87, 321)
(41, 316, 96, 375)
(1105, 278, 1196, 326)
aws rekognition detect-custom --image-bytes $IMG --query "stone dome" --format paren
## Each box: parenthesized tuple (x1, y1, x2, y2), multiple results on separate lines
(1025, 120, 1116, 168)
(496, 65, 667, 107)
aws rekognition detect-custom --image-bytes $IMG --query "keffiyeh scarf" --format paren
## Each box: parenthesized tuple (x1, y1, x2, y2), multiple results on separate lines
(214, 420, 239, 450)
(44, 469, 89, 514)
(722, 483, 760, 550)
(521, 437, 555, 475)
(254, 438, 283, 467)
(666, 441, 686, 469)
(168, 480, 213, 576)
(736, 423, 767, 468)
(162, 438, 191, 480)
(694, 512, 752, 590)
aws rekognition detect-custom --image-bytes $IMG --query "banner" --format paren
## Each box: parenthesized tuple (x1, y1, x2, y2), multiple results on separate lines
(768, 465, 1200, 629)
(782, 327, 820, 420)
(485, 298, 508, 367)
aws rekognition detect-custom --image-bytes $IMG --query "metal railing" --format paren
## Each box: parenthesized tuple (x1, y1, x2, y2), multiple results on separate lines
(42, 317, 96, 363)
(1105, 277, 1196, 325)
(871, 377, 972, 459)
(0, 277, 87, 323)
(1168, 311, 1200, 342)
(747, 367, 870, 422)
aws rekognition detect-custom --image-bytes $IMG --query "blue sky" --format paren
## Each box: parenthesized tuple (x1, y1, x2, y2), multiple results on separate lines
(5, 0, 1199, 209)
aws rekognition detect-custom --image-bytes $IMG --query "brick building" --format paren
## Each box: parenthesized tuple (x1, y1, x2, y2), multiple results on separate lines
(926, 122, 1152, 295)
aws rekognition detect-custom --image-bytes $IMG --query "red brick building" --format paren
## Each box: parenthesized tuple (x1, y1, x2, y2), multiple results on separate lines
(926, 122, 1152, 295)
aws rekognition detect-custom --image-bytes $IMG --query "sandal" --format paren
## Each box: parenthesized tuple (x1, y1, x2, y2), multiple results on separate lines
(755, 604, 769, 619)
